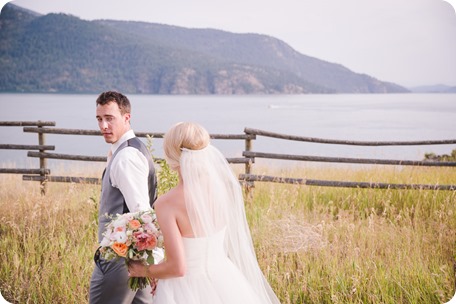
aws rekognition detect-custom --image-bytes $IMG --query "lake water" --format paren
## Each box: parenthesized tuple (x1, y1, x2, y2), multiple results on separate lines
(0, 93, 455, 169)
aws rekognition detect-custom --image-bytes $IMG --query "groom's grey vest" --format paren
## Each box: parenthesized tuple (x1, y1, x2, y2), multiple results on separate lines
(98, 137, 157, 242)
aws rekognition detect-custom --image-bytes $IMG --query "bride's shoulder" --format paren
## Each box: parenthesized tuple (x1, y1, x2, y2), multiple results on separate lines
(154, 186, 184, 211)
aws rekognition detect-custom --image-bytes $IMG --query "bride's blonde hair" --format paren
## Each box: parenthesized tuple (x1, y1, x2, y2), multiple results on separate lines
(163, 122, 210, 170)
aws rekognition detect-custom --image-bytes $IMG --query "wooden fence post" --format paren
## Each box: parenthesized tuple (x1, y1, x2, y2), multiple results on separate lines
(38, 121, 47, 195)
(245, 135, 252, 175)
(244, 130, 255, 198)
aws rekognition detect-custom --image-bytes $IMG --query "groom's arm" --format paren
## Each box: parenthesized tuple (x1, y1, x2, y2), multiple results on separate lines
(110, 147, 151, 212)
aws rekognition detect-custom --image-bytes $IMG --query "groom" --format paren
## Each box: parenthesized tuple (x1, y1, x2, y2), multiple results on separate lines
(89, 91, 157, 303)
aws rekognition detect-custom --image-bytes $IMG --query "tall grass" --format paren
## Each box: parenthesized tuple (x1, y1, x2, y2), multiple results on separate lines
(1, 165, 455, 303)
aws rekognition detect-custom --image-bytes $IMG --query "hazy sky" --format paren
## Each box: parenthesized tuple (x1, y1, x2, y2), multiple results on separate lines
(3, 0, 456, 87)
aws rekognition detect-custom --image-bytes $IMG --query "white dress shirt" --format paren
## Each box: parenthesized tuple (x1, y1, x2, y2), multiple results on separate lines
(109, 130, 151, 212)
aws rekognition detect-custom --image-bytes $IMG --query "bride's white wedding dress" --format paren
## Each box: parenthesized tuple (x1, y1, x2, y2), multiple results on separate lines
(152, 143, 280, 304)
(153, 228, 263, 304)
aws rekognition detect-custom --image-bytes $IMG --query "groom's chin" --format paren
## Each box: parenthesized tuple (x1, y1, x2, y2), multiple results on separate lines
(102, 135, 114, 143)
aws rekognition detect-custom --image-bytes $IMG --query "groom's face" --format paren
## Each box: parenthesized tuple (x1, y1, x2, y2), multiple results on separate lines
(96, 101, 131, 144)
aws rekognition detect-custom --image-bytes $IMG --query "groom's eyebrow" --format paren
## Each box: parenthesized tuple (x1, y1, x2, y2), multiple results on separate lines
(96, 114, 114, 118)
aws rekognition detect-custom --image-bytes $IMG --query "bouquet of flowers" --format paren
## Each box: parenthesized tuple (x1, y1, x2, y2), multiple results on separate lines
(99, 209, 164, 291)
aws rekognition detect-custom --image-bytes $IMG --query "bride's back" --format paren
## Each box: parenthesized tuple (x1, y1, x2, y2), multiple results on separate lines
(155, 182, 196, 239)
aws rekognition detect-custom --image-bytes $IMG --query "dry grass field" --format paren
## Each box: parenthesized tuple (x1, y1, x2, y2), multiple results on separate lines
(0, 164, 455, 303)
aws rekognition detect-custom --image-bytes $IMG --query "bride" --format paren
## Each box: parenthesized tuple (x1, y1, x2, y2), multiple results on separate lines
(128, 122, 280, 303)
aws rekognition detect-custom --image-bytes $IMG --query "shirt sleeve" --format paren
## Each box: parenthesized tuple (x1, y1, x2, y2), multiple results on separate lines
(110, 147, 151, 212)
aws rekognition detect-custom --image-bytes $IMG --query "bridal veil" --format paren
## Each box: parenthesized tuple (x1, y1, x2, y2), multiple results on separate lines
(165, 122, 280, 304)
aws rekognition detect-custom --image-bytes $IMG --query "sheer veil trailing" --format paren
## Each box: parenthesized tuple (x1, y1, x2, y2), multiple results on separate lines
(180, 144, 280, 304)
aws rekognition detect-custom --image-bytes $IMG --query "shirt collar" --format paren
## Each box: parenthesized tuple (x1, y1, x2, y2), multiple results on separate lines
(111, 129, 135, 155)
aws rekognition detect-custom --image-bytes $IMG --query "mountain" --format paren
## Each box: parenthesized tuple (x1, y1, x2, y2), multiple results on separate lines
(0, 3, 409, 94)
(409, 84, 456, 93)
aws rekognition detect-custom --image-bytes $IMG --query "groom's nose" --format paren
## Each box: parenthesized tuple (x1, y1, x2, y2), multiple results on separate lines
(99, 120, 108, 130)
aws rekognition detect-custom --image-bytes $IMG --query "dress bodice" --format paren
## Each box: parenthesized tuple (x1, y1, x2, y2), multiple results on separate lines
(181, 228, 227, 277)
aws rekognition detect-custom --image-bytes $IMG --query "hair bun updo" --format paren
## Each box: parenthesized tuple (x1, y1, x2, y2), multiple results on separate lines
(163, 122, 210, 170)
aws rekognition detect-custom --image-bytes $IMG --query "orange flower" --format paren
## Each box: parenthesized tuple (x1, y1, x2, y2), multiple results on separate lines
(112, 242, 128, 257)
(129, 219, 142, 230)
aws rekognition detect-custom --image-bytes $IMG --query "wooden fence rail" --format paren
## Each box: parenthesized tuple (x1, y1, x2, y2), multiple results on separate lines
(22, 175, 101, 184)
(26, 151, 250, 164)
(0, 144, 55, 150)
(1, 122, 455, 194)
(0, 168, 50, 175)
(0, 121, 55, 127)
(244, 127, 456, 146)
(243, 151, 456, 167)
(23, 127, 256, 140)
(239, 174, 456, 191)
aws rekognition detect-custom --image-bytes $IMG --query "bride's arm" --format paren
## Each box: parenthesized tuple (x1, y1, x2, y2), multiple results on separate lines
(129, 193, 186, 279)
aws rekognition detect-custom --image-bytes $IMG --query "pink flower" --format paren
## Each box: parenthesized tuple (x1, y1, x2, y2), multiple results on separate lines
(144, 223, 158, 234)
(133, 231, 157, 251)
(140, 213, 153, 224)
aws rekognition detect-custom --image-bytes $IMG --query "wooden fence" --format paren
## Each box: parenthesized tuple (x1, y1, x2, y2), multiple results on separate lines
(1, 121, 455, 195)
(0, 121, 255, 194)
(240, 128, 456, 191)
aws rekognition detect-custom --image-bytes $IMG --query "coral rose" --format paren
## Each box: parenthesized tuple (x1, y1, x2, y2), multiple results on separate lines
(112, 242, 128, 257)
(129, 219, 141, 230)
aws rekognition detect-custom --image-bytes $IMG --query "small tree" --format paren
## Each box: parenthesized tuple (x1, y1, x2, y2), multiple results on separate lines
(146, 135, 179, 195)
(424, 149, 456, 161)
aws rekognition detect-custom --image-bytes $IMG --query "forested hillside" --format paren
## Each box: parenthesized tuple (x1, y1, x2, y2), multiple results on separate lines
(0, 4, 409, 94)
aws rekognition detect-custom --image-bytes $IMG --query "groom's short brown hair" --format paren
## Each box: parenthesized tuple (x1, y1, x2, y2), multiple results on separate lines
(96, 91, 131, 115)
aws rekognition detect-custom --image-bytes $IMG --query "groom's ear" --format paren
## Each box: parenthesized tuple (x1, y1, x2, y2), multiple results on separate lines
(124, 113, 131, 124)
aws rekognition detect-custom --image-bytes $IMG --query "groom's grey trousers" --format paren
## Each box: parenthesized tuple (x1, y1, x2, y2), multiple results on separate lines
(89, 255, 152, 304)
